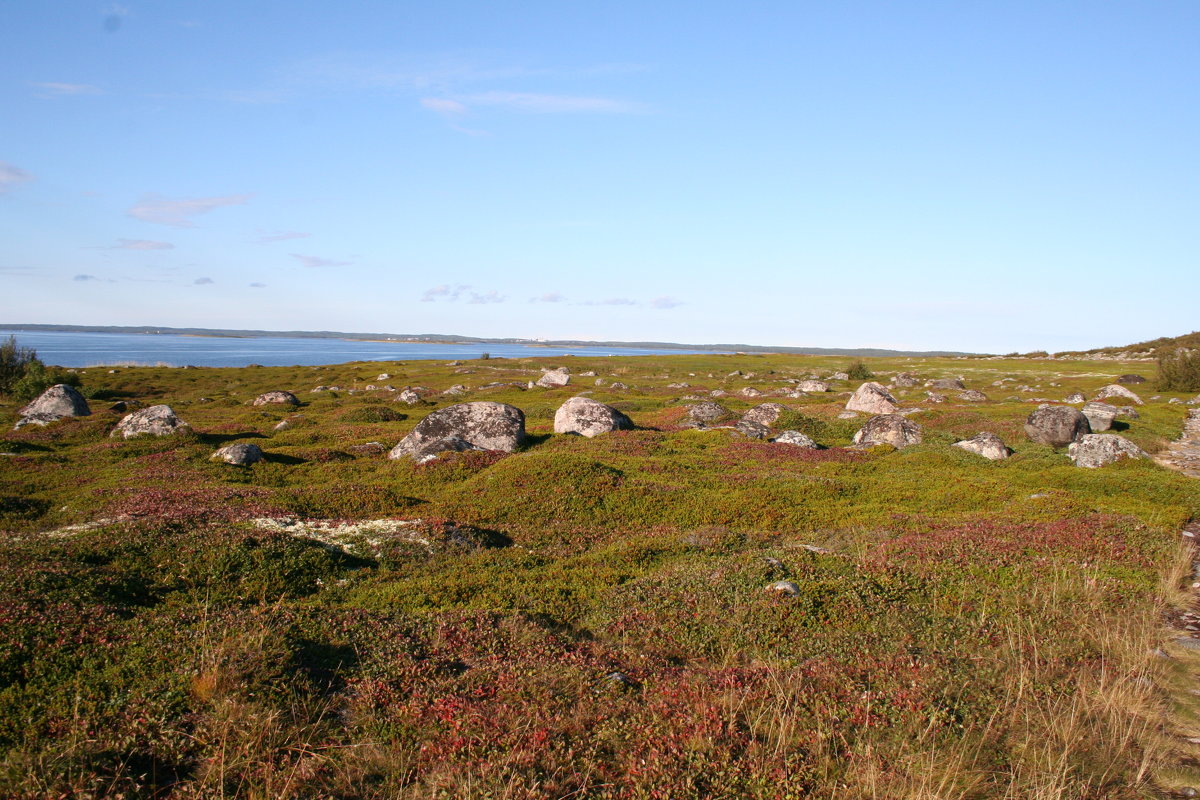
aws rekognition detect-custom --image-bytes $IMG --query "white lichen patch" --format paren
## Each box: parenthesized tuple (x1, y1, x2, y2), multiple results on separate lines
(250, 516, 433, 557)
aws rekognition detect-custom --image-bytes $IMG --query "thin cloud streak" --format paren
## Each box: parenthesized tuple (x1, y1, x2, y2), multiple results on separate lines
(0, 162, 33, 193)
(128, 193, 251, 227)
(110, 239, 174, 251)
(290, 253, 350, 268)
(255, 230, 310, 243)
(33, 82, 102, 96)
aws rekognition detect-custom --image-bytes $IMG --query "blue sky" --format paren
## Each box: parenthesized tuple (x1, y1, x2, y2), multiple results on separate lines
(2, 1, 1197, 353)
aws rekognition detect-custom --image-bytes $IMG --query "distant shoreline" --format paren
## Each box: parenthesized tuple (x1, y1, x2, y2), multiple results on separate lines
(0, 323, 977, 358)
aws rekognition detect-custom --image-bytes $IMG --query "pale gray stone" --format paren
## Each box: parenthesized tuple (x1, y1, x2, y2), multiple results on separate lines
(958, 390, 989, 402)
(846, 382, 900, 415)
(1064, 392, 1086, 404)
(772, 430, 818, 448)
(1093, 384, 1143, 405)
(389, 401, 525, 461)
(852, 414, 923, 448)
(14, 384, 90, 428)
(797, 380, 829, 393)
(952, 432, 1009, 460)
(212, 442, 264, 465)
(742, 402, 787, 427)
(553, 396, 633, 437)
(536, 368, 571, 388)
(112, 405, 189, 438)
(1068, 434, 1147, 468)
(928, 378, 966, 390)
(1082, 401, 1120, 432)
(253, 390, 298, 406)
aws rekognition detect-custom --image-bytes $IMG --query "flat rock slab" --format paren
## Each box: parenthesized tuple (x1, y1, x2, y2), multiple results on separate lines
(1154, 409, 1200, 478)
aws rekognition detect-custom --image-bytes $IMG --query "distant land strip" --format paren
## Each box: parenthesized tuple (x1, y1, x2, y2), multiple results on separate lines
(0, 323, 977, 358)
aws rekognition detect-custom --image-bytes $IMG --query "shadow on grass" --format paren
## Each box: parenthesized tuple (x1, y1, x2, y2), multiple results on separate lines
(263, 452, 306, 465)
(197, 431, 268, 446)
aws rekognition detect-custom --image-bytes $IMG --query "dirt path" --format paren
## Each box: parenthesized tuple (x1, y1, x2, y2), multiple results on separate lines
(1154, 408, 1200, 478)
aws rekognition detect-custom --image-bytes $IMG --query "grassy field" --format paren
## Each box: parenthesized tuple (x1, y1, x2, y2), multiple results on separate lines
(2, 352, 1199, 798)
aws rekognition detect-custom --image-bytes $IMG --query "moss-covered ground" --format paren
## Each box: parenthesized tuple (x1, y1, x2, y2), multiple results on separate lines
(1, 352, 1199, 798)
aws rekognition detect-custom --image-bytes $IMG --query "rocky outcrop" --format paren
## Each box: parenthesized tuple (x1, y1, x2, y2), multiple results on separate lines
(852, 414, 923, 449)
(1153, 409, 1200, 477)
(928, 378, 965, 390)
(14, 384, 90, 429)
(733, 419, 770, 439)
(252, 391, 298, 406)
(959, 390, 988, 402)
(1081, 401, 1120, 432)
(112, 405, 189, 439)
(388, 401, 525, 462)
(771, 430, 818, 448)
(846, 382, 900, 415)
(925, 392, 946, 404)
(553, 397, 634, 437)
(952, 432, 1009, 460)
(212, 442, 264, 465)
(536, 368, 571, 388)
(1068, 434, 1147, 468)
(742, 403, 787, 427)
(1064, 392, 1086, 404)
(1024, 405, 1090, 447)
(892, 372, 920, 388)
(1093, 384, 1143, 405)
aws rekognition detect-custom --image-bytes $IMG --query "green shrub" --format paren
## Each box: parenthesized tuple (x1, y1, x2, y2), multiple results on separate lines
(10, 361, 82, 401)
(336, 405, 407, 423)
(0, 335, 40, 395)
(1156, 348, 1200, 392)
(846, 360, 874, 380)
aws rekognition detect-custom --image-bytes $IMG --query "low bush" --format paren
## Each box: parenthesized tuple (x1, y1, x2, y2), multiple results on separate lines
(846, 359, 874, 380)
(1157, 348, 1200, 392)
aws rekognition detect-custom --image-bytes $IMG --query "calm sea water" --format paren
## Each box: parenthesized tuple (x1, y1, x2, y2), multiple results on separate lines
(0, 330, 714, 368)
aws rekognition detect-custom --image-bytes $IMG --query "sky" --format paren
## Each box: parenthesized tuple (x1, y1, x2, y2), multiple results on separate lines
(1, 1, 1197, 353)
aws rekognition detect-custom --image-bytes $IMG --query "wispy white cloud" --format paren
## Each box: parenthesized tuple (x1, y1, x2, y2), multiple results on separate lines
(650, 296, 683, 309)
(74, 274, 101, 282)
(421, 284, 471, 302)
(194, 277, 214, 285)
(460, 91, 643, 114)
(254, 230, 310, 243)
(420, 97, 467, 115)
(467, 290, 506, 304)
(128, 193, 251, 227)
(249, 282, 267, 288)
(602, 297, 638, 306)
(290, 253, 350, 268)
(0, 162, 33, 193)
(529, 292, 566, 303)
(110, 238, 174, 251)
(33, 82, 103, 97)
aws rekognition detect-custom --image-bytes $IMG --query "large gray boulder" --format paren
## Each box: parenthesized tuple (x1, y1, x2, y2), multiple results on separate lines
(1081, 401, 1120, 432)
(1067, 434, 1147, 468)
(1024, 404, 1090, 447)
(846, 382, 900, 415)
(553, 396, 633, 437)
(211, 442, 264, 465)
(112, 405, 189, 438)
(684, 401, 733, 427)
(771, 430, 818, 449)
(852, 414, 923, 449)
(1093, 384, 1143, 405)
(536, 368, 571, 388)
(252, 390, 298, 406)
(14, 384, 90, 429)
(388, 401, 525, 462)
(742, 402, 787, 427)
(952, 432, 1009, 460)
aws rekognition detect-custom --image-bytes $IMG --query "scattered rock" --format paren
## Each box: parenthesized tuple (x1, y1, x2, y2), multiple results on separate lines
(1068, 434, 1147, 468)
(1081, 401, 1120, 432)
(253, 390, 299, 406)
(397, 389, 421, 404)
(377, 373, 391, 380)
(1093, 384, 1143, 405)
(952, 432, 1009, 460)
(892, 372, 920, 388)
(733, 419, 770, 439)
(553, 397, 634, 437)
(580, 371, 596, 377)
(766, 580, 801, 596)
(536, 368, 571, 388)
(1116, 406, 1140, 420)
(273, 419, 293, 432)
(925, 392, 946, 404)
(211, 442, 264, 465)
(610, 382, 628, 390)
(14, 384, 91, 428)
(739, 387, 763, 398)
(111, 405, 189, 439)
(772, 430, 818, 448)
(1116, 374, 1146, 384)
(310, 386, 329, 393)
(742, 402, 787, 427)
(852, 414, 923, 449)
(829, 372, 850, 381)
(1064, 392, 1086, 404)
(684, 401, 733, 427)
(388, 401, 525, 462)
(958, 390, 989, 402)
(666, 382, 690, 389)
(797, 380, 829, 393)
(846, 382, 900, 415)
(1024, 404, 1090, 447)
(837, 411, 859, 419)
(443, 384, 468, 396)
(928, 378, 965, 390)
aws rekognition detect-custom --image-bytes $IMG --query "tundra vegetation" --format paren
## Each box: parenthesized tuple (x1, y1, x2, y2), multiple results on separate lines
(1, 349, 1200, 799)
